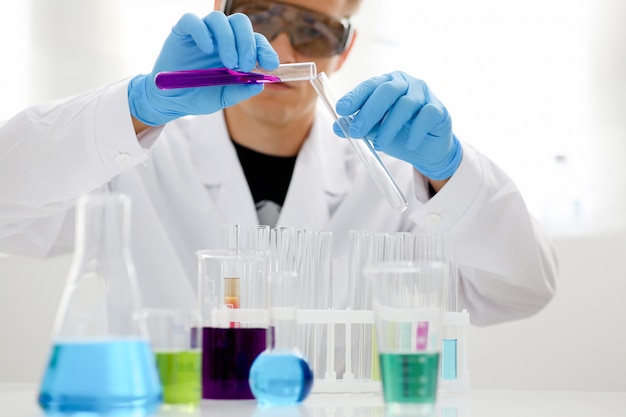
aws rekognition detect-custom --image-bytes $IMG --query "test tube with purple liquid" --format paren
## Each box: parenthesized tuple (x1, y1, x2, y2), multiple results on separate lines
(155, 62, 317, 89)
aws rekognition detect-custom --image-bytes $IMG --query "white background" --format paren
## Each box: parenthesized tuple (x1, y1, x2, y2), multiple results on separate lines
(1, 0, 625, 391)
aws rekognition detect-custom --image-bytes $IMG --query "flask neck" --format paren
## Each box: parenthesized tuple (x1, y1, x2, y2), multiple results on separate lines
(267, 308, 298, 352)
(55, 193, 143, 340)
(74, 195, 132, 265)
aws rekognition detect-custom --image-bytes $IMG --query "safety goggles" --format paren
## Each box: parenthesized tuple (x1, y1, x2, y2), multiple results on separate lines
(222, 0, 354, 58)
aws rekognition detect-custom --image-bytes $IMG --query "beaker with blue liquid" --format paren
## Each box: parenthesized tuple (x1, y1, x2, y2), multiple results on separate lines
(37, 192, 162, 415)
(249, 270, 314, 406)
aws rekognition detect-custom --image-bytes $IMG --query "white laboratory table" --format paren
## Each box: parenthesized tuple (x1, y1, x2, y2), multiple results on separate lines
(1, 384, 625, 417)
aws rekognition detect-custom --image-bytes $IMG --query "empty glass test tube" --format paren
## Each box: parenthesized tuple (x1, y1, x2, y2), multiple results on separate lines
(155, 62, 317, 89)
(310, 72, 408, 212)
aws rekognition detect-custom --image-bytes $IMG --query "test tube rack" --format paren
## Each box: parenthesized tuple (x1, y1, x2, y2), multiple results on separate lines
(210, 307, 470, 394)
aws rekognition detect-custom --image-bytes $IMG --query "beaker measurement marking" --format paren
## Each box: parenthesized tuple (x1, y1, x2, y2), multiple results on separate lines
(380, 352, 439, 403)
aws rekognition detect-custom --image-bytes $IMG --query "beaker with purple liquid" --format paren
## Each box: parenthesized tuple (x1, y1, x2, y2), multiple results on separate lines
(197, 248, 269, 400)
(202, 327, 267, 399)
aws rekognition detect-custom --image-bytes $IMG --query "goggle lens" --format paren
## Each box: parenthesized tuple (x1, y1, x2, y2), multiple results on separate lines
(223, 0, 352, 57)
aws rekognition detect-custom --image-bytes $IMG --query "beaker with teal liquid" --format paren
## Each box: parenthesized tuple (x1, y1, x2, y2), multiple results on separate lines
(366, 260, 446, 413)
(38, 192, 162, 415)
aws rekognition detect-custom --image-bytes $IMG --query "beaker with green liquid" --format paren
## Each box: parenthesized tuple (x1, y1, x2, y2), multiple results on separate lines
(140, 309, 202, 406)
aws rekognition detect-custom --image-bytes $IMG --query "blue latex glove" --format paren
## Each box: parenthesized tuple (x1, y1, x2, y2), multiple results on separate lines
(333, 71, 462, 180)
(128, 12, 279, 126)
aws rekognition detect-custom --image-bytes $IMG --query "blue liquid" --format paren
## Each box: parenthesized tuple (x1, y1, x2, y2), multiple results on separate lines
(441, 339, 458, 380)
(38, 339, 162, 415)
(248, 352, 313, 406)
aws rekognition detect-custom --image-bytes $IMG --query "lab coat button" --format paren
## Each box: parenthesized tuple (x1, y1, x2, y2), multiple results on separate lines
(115, 153, 132, 164)
(425, 213, 442, 225)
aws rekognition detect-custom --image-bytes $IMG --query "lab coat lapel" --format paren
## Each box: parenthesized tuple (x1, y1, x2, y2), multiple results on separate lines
(277, 113, 351, 230)
(191, 109, 352, 230)
(278, 143, 328, 230)
(190, 113, 258, 227)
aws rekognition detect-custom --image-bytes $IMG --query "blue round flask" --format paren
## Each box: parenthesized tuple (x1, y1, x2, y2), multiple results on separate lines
(248, 270, 314, 406)
(249, 350, 313, 405)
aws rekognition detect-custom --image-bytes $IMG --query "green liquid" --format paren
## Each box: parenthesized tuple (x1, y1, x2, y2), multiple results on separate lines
(155, 350, 201, 404)
(371, 325, 380, 381)
(379, 352, 440, 404)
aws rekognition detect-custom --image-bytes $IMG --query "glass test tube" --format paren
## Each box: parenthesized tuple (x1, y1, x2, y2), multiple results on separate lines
(276, 229, 334, 380)
(155, 62, 317, 89)
(417, 232, 460, 382)
(245, 225, 271, 251)
(368, 232, 387, 382)
(221, 224, 240, 328)
(310, 72, 408, 212)
(347, 230, 370, 380)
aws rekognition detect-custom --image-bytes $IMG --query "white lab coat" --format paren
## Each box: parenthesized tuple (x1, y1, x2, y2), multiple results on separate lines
(0, 78, 557, 326)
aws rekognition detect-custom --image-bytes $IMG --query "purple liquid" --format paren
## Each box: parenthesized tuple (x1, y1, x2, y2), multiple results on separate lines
(155, 68, 281, 89)
(201, 327, 266, 400)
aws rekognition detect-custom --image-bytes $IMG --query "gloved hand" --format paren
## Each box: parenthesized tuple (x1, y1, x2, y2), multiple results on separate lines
(333, 71, 462, 180)
(128, 12, 279, 126)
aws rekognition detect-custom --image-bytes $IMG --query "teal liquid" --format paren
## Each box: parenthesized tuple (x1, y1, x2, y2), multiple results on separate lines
(248, 352, 314, 406)
(38, 339, 162, 415)
(379, 352, 440, 404)
(441, 339, 458, 380)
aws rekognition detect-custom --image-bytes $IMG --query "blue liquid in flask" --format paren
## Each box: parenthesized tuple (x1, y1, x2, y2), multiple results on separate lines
(38, 339, 162, 415)
(249, 352, 313, 406)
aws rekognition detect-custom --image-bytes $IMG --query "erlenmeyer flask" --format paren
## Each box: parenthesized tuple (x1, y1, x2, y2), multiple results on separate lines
(38, 192, 162, 415)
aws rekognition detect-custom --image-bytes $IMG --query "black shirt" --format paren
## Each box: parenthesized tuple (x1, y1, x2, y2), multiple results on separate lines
(232, 140, 297, 225)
